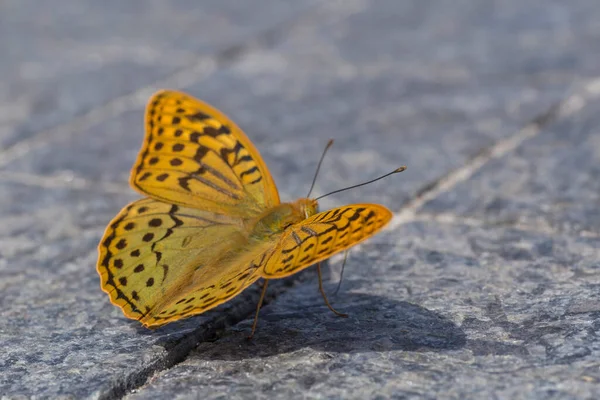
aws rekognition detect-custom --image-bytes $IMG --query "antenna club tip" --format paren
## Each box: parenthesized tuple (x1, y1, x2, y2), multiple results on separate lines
(326, 139, 334, 147)
(395, 166, 407, 173)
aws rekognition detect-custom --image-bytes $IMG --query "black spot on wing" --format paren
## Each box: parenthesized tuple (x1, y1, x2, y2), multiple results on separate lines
(240, 166, 259, 178)
(187, 111, 210, 121)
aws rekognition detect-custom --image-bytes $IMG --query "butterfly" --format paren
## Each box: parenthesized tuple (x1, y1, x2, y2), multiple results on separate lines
(97, 90, 405, 336)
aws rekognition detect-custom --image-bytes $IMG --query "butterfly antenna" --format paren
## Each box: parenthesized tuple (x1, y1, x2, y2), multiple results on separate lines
(315, 166, 407, 200)
(333, 250, 349, 296)
(307, 139, 334, 198)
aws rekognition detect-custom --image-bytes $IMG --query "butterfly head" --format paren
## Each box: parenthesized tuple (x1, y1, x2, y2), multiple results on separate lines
(296, 198, 319, 219)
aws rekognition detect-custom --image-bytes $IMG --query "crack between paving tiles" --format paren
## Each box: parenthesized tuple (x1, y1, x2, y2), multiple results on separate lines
(0, 171, 132, 194)
(0, 2, 321, 170)
(388, 76, 600, 236)
(408, 212, 600, 239)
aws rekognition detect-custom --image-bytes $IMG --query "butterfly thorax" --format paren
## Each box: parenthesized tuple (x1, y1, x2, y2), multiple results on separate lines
(250, 198, 318, 240)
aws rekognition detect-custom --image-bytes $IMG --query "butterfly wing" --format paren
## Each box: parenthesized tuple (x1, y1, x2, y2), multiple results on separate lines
(97, 197, 266, 327)
(130, 90, 280, 217)
(260, 204, 392, 278)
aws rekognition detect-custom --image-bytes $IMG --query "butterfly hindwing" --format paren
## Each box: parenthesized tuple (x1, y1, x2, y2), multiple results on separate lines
(260, 204, 393, 278)
(130, 90, 280, 217)
(97, 197, 265, 327)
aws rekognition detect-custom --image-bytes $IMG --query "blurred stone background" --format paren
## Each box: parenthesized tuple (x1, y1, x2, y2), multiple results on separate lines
(1, 0, 599, 398)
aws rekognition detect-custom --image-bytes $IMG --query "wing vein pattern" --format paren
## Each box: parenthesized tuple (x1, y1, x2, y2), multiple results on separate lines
(130, 90, 279, 217)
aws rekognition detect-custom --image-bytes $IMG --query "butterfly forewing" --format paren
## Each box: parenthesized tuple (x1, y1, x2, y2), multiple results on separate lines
(131, 90, 280, 217)
(260, 204, 393, 278)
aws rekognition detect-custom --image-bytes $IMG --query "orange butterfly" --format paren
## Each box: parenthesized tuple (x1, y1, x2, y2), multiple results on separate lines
(97, 90, 405, 336)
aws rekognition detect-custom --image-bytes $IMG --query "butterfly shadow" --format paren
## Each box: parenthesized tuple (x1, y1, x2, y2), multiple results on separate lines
(190, 292, 467, 360)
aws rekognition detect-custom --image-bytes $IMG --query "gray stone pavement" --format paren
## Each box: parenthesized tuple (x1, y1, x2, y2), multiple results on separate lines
(1, 0, 599, 398)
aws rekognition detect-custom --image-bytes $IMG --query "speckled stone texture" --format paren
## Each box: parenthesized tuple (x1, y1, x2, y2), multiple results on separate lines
(1, 0, 599, 399)
(127, 223, 600, 399)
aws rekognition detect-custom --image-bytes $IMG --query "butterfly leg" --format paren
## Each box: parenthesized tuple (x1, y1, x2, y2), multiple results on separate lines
(317, 262, 348, 318)
(248, 279, 269, 339)
(333, 250, 349, 296)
